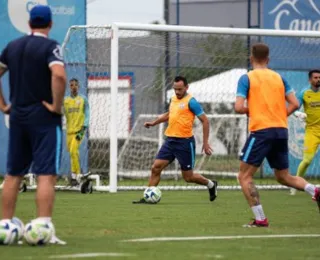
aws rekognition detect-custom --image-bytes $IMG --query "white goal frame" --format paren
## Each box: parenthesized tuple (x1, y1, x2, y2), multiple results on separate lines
(61, 23, 320, 193)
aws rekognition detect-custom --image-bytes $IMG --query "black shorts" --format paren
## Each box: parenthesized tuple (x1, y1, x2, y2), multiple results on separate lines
(240, 128, 289, 170)
(7, 121, 62, 175)
(156, 136, 196, 171)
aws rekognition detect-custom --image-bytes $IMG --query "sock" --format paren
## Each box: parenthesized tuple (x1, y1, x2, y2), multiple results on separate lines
(1, 219, 11, 222)
(71, 173, 77, 179)
(304, 183, 316, 197)
(251, 205, 266, 221)
(207, 180, 214, 189)
(36, 217, 52, 223)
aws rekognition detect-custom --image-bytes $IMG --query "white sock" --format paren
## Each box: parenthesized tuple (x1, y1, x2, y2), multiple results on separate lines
(251, 205, 266, 221)
(304, 183, 316, 197)
(1, 219, 11, 222)
(36, 217, 52, 223)
(71, 173, 77, 179)
(207, 180, 214, 189)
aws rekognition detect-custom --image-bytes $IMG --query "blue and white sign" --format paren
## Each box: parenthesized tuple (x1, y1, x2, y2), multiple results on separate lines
(264, 0, 320, 70)
(0, 0, 87, 175)
(0, 0, 86, 49)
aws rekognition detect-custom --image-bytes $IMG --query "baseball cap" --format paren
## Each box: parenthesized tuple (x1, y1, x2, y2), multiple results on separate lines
(29, 5, 52, 27)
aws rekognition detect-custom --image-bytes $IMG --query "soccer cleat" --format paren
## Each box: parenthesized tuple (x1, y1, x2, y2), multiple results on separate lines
(208, 180, 218, 201)
(132, 198, 155, 204)
(243, 218, 269, 228)
(313, 188, 320, 213)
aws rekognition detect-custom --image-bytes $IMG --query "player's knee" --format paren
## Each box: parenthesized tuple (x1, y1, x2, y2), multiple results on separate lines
(151, 164, 162, 174)
(183, 174, 193, 183)
(302, 157, 313, 165)
(237, 171, 250, 183)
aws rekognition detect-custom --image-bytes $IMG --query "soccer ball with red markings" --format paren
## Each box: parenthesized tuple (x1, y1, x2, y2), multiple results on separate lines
(143, 186, 162, 204)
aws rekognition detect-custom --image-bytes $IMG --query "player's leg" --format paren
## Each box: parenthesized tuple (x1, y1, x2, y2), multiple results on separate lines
(132, 139, 173, 204)
(69, 134, 82, 184)
(238, 132, 269, 227)
(176, 137, 217, 201)
(1, 122, 31, 219)
(268, 138, 320, 212)
(30, 124, 66, 244)
(291, 132, 318, 195)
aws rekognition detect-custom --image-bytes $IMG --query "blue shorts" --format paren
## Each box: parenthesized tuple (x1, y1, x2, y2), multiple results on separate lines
(240, 127, 288, 170)
(7, 121, 62, 176)
(156, 136, 196, 171)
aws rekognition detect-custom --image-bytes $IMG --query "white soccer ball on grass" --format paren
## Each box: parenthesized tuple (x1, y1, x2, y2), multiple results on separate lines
(143, 186, 162, 204)
(0, 219, 19, 245)
(24, 219, 54, 246)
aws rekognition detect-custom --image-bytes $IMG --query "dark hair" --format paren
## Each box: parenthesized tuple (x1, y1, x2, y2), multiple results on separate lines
(174, 76, 188, 86)
(69, 78, 79, 83)
(308, 69, 320, 79)
(251, 43, 269, 62)
(29, 22, 51, 29)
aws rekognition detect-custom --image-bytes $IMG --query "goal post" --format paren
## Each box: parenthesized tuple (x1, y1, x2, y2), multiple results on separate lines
(60, 23, 320, 192)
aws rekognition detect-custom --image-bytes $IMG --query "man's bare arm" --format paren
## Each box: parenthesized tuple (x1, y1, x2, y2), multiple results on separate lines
(197, 113, 212, 155)
(42, 64, 66, 114)
(144, 112, 169, 128)
(234, 97, 249, 114)
(0, 67, 10, 114)
(286, 92, 300, 116)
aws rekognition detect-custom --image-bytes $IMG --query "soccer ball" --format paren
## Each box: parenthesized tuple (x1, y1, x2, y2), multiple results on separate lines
(0, 219, 19, 245)
(143, 186, 162, 204)
(24, 219, 54, 245)
(11, 217, 24, 241)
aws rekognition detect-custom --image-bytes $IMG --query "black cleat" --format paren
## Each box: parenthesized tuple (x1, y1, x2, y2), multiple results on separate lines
(208, 180, 218, 202)
(132, 198, 154, 204)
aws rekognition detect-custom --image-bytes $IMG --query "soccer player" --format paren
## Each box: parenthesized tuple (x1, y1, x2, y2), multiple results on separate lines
(64, 78, 90, 186)
(0, 5, 66, 243)
(290, 70, 320, 195)
(133, 76, 217, 204)
(235, 43, 320, 227)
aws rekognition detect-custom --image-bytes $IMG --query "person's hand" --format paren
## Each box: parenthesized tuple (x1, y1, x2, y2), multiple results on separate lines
(144, 122, 155, 128)
(2, 104, 10, 114)
(293, 111, 307, 122)
(202, 143, 213, 155)
(76, 126, 87, 141)
(42, 101, 62, 115)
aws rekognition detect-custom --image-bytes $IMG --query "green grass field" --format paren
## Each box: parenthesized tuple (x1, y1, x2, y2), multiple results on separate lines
(1, 190, 320, 260)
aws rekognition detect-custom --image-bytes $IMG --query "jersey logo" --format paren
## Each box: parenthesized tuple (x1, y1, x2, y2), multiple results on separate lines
(53, 45, 63, 60)
(179, 103, 185, 109)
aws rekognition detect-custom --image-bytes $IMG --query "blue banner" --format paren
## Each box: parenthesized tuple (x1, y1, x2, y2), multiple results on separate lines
(0, 0, 87, 175)
(263, 0, 320, 70)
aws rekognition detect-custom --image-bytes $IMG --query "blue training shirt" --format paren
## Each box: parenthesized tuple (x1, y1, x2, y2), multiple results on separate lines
(188, 97, 204, 116)
(0, 32, 64, 124)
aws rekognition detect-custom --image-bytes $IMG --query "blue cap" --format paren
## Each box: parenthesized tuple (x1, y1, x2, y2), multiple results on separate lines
(29, 5, 52, 27)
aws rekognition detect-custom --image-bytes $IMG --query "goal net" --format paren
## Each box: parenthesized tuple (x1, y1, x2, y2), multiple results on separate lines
(59, 23, 320, 192)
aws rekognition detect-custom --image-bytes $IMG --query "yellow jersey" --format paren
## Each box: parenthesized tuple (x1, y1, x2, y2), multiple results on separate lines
(64, 94, 90, 134)
(297, 87, 320, 132)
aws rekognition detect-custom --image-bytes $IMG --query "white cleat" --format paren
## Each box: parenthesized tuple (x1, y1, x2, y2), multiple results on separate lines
(50, 235, 67, 245)
(290, 188, 297, 196)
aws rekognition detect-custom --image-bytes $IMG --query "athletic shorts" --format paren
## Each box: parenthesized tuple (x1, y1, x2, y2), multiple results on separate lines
(7, 121, 62, 176)
(156, 136, 196, 171)
(240, 127, 288, 170)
